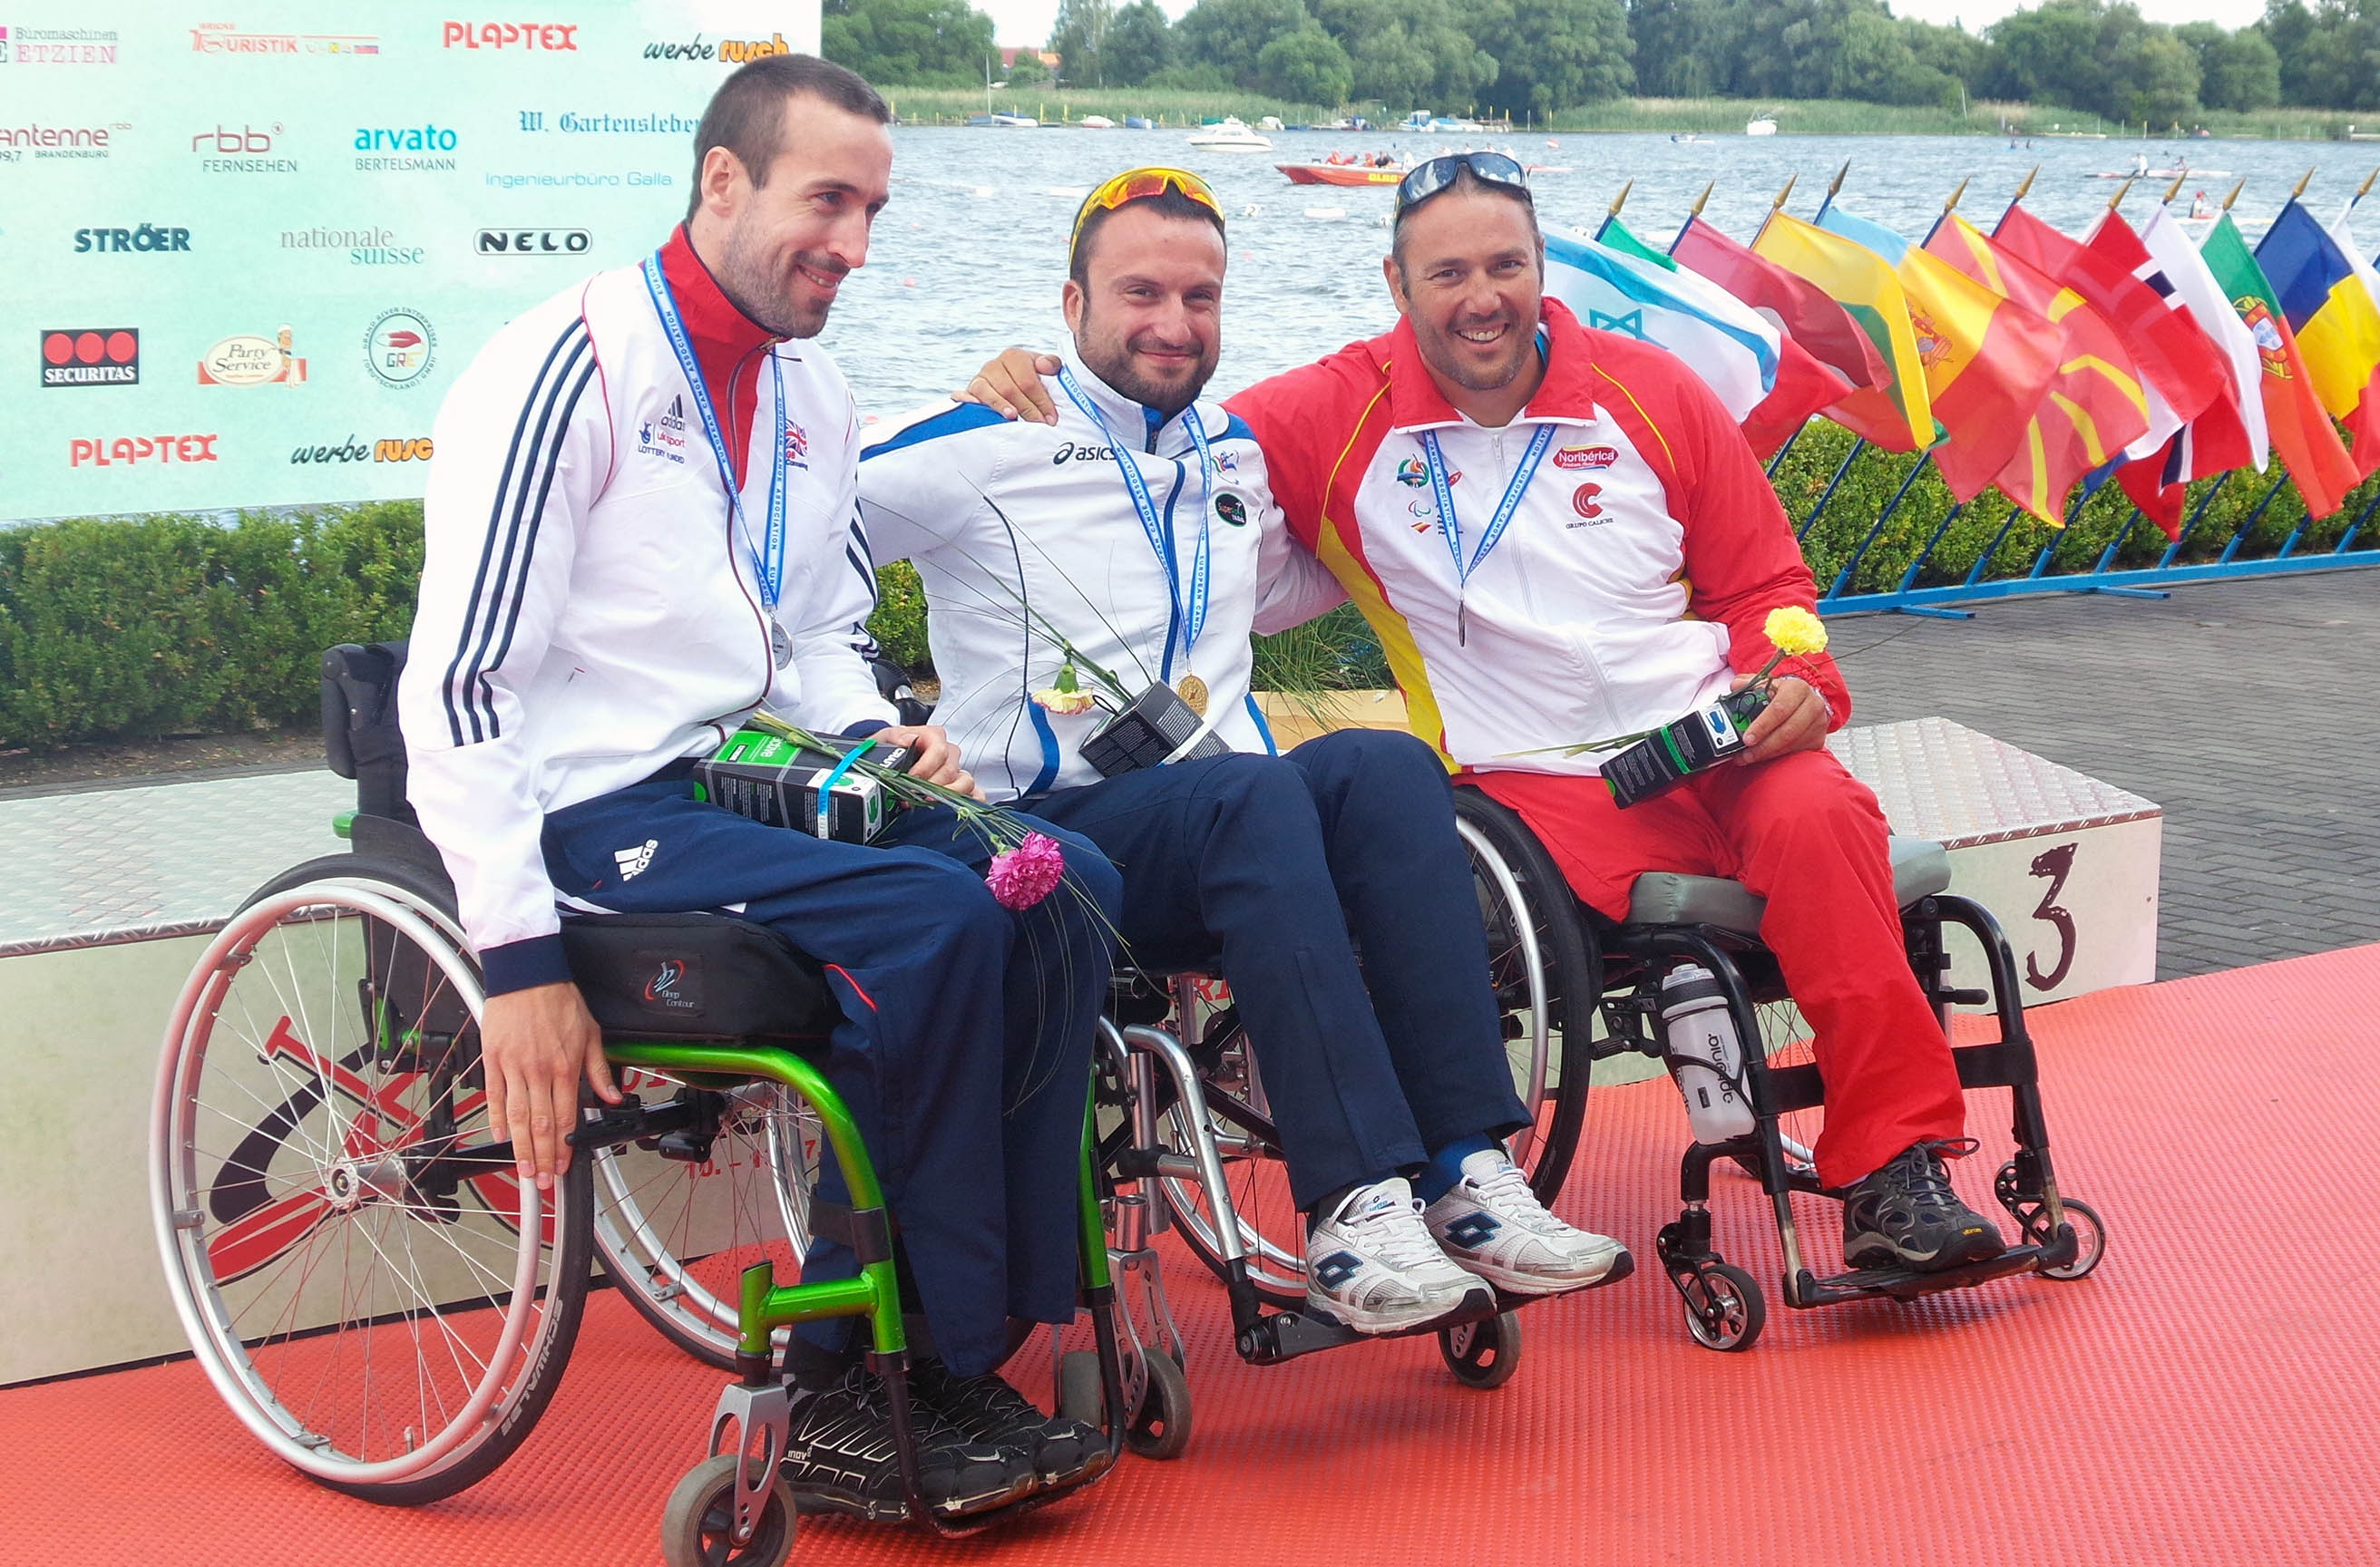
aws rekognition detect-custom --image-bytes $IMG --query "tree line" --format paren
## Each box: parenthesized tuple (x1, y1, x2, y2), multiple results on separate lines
(820, 0, 2380, 121)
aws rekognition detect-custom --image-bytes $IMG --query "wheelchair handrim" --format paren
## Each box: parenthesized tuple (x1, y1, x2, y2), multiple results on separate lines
(150, 881, 558, 1486)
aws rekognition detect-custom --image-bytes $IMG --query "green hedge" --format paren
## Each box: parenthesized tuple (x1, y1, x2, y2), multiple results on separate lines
(5, 450, 2375, 751)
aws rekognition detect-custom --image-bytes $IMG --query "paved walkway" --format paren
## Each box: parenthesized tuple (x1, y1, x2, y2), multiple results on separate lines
(1833, 566, 2379, 978)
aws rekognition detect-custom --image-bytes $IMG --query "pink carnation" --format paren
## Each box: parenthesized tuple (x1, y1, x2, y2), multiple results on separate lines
(985, 831, 1067, 910)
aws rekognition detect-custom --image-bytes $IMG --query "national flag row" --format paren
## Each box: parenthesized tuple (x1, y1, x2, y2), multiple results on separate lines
(1541, 169, 2380, 538)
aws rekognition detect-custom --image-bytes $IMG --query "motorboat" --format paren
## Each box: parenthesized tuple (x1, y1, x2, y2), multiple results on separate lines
(1280, 157, 1408, 186)
(1079, 114, 1116, 129)
(1745, 116, 1778, 136)
(1124, 115, 1155, 130)
(966, 112, 1039, 129)
(1188, 116, 1272, 151)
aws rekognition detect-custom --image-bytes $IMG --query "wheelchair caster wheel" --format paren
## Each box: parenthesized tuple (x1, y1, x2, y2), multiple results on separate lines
(1125, 1343, 1193, 1460)
(1676, 1262, 1764, 1352)
(1058, 1349, 1106, 1429)
(2037, 1199, 2107, 1281)
(662, 1453, 797, 1567)
(1439, 1310, 1522, 1389)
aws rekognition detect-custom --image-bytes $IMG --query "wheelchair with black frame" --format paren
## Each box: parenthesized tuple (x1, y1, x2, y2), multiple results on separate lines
(1447, 785, 2108, 1352)
(148, 642, 1136, 1567)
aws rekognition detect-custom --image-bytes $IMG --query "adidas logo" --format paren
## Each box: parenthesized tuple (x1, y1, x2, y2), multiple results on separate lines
(614, 839, 658, 881)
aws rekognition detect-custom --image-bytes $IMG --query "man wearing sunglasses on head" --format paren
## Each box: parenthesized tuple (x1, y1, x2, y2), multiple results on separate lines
(964, 152, 2005, 1278)
(858, 166, 1629, 1339)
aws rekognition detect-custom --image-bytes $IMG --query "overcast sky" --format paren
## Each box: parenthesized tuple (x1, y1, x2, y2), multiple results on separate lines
(975, 0, 2272, 48)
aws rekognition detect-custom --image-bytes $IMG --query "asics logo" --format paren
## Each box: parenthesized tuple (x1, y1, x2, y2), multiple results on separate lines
(1444, 1213, 1502, 1250)
(1311, 1251, 1363, 1290)
(614, 839, 658, 880)
(1051, 441, 1117, 464)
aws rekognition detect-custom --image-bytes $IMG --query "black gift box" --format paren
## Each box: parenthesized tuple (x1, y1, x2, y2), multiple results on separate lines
(1601, 686, 1772, 808)
(1081, 683, 1231, 778)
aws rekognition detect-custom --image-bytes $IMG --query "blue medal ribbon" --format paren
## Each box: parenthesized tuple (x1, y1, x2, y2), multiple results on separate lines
(1419, 422, 1556, 644)
(1056, 364, 1213, 677)
(642, 253, 789, 638)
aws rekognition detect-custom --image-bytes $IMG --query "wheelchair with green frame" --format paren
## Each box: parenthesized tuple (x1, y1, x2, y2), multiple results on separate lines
(147, 642, 1134, 1565)
(1448, 784, 2108, 1352)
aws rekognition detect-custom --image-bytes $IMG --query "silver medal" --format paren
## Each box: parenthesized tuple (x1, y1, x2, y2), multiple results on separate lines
(770, 621, 793, 669)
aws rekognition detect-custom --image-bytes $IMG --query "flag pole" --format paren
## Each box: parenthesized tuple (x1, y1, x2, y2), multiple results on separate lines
(1671, 179, 1714, 256)
(2223, 178, 2246, 211)
(2107, 176, 2133, 214)
(1813, 160, 1849, 223)
(2162, 170, 2189, 206)
(1595, 177, 1632, 243)
(1751, 172, 1797, 248)
(1992, 166, 2045, 238)
(2353, 167, 2379, 214)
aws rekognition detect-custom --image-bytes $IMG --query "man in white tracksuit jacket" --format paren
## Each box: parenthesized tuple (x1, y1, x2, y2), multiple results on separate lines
(859, 169, 1628, 1338)
(396, 56, 1117, 1523)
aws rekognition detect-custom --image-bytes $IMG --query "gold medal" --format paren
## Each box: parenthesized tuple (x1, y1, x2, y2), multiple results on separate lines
(1175, 674, 1210, 717)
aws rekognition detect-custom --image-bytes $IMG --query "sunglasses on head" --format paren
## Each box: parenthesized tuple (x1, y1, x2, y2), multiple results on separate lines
(1394, 151, 1530, 217)
(1070, 166, 1225, 253)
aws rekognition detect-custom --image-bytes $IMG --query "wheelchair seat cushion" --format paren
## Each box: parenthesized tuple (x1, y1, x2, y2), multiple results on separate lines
(1626, 836, 1953, 935)
(561, 912, 842, 1044)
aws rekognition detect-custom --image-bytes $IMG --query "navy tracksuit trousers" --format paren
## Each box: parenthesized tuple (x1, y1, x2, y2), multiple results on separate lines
(1026, 727, 1529, 1211)
(540, 778, 1122, 1377)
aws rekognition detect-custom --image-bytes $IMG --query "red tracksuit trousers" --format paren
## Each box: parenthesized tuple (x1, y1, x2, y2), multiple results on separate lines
(1474, 748, 1966, 1189)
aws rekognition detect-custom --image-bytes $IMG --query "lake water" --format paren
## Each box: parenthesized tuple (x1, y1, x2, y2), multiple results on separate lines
(821, 125, 2380, 416)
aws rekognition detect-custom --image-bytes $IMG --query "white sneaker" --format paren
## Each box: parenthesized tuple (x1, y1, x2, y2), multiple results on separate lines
(1423, 1149, 1630, 1296)
(1304, 1176, 1487, 1334)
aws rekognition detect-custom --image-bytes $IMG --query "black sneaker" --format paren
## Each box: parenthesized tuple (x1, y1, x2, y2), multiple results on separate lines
(911, 1358, 1110, 1489)
(1839, 1141, 2006, 1273)
(779, 1364, 1035, 1522)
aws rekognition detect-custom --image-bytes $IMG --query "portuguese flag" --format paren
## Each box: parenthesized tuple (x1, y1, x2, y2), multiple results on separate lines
(2199, 210, 2359, 519)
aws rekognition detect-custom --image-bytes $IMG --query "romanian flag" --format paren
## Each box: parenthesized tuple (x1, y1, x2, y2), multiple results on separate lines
(2257, 199, 2380, 479)
(1753, 209, 1934, 451)
(1819, 205, 2062, 502)
(2326, 200, 2380, 473)
(1926, 212, 2150, 523)
(2200, 209, 2360, 519)
(1601, 212, 1854, 459)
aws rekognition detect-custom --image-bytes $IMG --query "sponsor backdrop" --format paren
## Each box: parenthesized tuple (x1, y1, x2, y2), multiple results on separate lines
(3, 1, 821, 521)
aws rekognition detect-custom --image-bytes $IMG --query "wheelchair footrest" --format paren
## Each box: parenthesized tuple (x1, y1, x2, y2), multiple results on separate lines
(1234, 1288, 1499, 1365)
(1793, 1240, 2062, 1306)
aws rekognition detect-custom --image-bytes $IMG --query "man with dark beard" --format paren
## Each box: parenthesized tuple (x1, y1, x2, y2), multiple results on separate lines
(398, 55, 1121, 1523)
(858, 169, 1629, 1339)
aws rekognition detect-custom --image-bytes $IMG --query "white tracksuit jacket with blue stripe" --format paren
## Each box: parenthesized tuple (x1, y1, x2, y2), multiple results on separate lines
(396, 254, 896, 985)
(857, 351, 1344, 804)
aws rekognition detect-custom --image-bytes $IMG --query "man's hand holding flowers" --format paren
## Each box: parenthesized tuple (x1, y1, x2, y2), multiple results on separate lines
(1732, 606, 1831, 767)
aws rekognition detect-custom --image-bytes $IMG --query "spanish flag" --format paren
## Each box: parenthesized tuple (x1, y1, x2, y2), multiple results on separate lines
(1752, 209, 1935, 452)
(2256, 198, 2380, 479)
(1926, 213, 2151, 523)
(2201, 209, 2360, 518)
(1819, 205, 2062, 503)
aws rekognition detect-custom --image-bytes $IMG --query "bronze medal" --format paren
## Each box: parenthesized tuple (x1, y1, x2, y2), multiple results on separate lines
(1175, 674, 1210, 717)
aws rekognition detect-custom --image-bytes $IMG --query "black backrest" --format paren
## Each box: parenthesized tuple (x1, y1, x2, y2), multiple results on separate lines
(323, 641, 414, 824)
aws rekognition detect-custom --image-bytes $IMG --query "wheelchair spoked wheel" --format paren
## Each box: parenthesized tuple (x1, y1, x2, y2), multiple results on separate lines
(151, 857, 590, 1504)
(590, 1079, 819, 1369)
(1156, 1046, 1310, 1310)
(1452, 803, 1593, 1204)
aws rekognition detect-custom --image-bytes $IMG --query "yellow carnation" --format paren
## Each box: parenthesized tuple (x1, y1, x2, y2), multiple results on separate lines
(1763, 607, 1829, 659)
(1032, 686, 1098, 715)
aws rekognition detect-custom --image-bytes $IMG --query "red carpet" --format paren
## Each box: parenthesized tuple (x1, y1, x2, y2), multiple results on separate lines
(9, 946, 2378, 1565)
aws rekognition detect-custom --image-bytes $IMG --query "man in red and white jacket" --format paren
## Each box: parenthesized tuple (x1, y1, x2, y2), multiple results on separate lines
(399, 55, 1117, 1520)
(969, 155, 2003, 1276)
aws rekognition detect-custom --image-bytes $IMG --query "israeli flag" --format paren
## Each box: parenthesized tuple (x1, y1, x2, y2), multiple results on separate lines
(1545, 231, 1780, 420)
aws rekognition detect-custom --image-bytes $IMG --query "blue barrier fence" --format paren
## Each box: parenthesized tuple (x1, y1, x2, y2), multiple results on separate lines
(1775, 425, 2380, 619)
